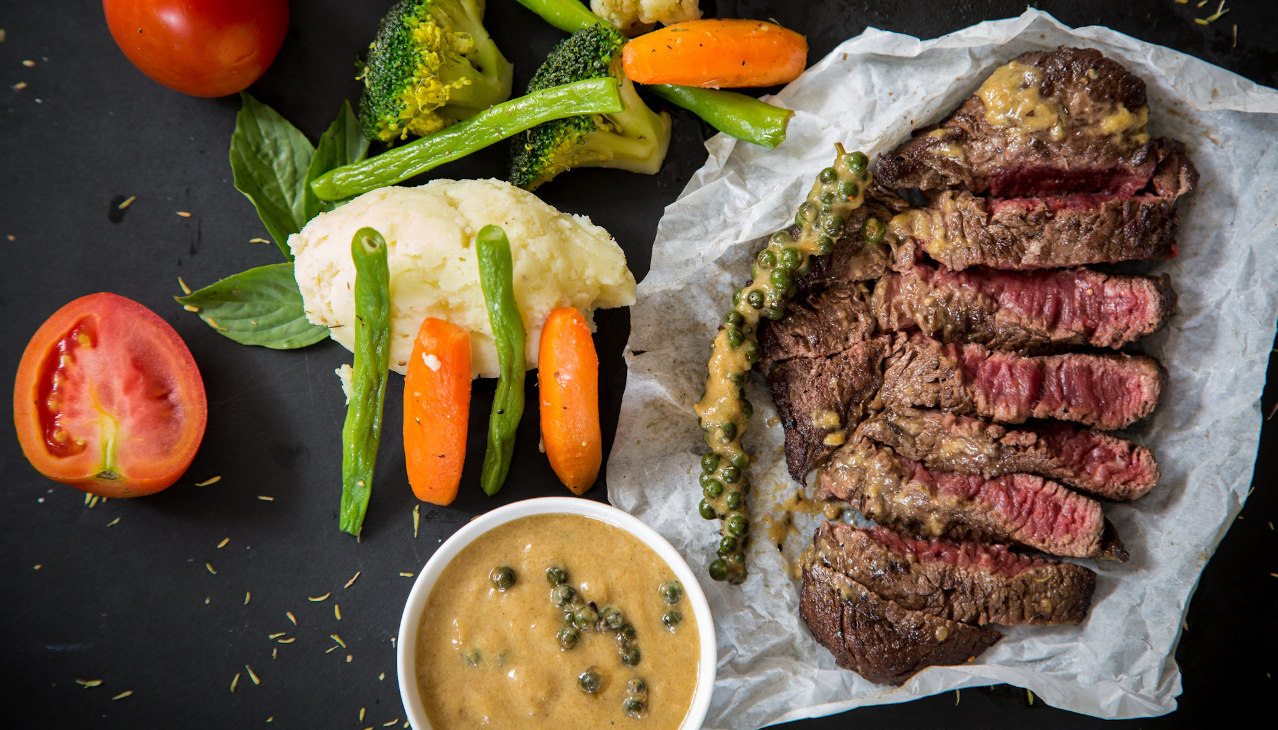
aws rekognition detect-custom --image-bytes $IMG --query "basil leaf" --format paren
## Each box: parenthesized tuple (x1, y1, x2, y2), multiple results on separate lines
(304, 99, 370, 221)
(176, 263, 329, 349)
(230, 93, 315, 260)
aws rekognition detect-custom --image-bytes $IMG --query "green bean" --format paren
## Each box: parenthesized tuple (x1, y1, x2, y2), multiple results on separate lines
(338, 227, 391, 537)
(476, 225, 526, 496)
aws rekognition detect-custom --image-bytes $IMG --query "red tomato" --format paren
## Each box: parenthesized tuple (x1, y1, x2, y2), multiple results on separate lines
(13, 293, 208, 498)
(102, 0, 289, 98)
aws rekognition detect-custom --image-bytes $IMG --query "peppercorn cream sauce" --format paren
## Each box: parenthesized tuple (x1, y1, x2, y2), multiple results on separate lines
(415, 513, 699, 729)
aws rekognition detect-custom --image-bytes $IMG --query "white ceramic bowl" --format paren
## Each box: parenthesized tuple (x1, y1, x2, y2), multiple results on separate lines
(397, 497, 717, 730)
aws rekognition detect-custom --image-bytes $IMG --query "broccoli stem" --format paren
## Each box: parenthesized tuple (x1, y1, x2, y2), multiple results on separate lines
(311, 78, 624, 200)
(512, 0, 603, 34)
(648, 85, 794, 149)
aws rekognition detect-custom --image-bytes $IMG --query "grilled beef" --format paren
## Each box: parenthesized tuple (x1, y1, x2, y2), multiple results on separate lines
(817, 436, 1127, 560)
(891, 140, 1195, 271)
(880, 335, 1164, 430)
(759, 282, 877, 368)
(799, 561, 1002, 686)
(875, 48, 1169, 197)
(857, 407, 1158, 501)
(871, 263, 1175, 351)
(811, 522, 1096, 625)
(765, 338, 890, 480)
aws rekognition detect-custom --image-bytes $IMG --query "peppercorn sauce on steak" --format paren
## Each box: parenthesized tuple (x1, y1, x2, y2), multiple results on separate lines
(748, 47, 1197, 685)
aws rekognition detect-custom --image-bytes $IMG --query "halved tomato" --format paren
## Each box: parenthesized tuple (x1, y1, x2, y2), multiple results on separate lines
(13, 293, 208, 497)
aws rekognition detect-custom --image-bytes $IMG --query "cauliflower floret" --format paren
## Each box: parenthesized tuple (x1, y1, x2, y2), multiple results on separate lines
(590, 0, 702, 36)
(289, 179, 636, 378)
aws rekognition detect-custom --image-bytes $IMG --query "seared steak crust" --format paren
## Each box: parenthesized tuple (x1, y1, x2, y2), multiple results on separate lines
(800, 562, 1002, 686)
(812, 522, 1096, 625)
(759, 282, 877, 368)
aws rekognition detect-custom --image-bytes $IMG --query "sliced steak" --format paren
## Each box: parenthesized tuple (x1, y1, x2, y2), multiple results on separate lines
(800, 561, 1002, 686)
(871, 263, 1175, 351)
(817, 437, 1127, 560)
(758, 282, 876, 368)
(765, 337, 889, 480)
(875, 48, 1173, 197)
(811, 521, 1096, 625)
(857, 407, 1158, 501)
(880, 335, 1164, 430)
(797, 185, 906, 290)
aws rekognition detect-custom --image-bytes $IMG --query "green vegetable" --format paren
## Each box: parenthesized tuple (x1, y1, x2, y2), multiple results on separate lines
(619, 643, 640, 666)
(512, 0, 794, 147)
(358, 0, 513, 142)
(658, 580, 683, 605)
(546, 565, 568, 585)
(174, 263, 328, 349)
(507, 23, 670, 191)
(661, 609, 682, 631)
(557, 626, 580, 650)
(230, 93, 315, 260)
(475, 225, 527, 496)
(339, 228, 392, 537)
(622, 695, 645, 718)
(694, 145, 873, 583)
(599, 606, 623, 629)
(578, 669, 602, 694)
(311, 78, 624, 200)
(552, 583, 576, 606)
(647, 85, 793, 149)
(489, 566, 517, 591)
(304, 100, 370, 219)
(626, 678, 646, 695)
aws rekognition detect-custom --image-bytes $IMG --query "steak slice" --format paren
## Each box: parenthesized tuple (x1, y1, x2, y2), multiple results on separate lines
(880, 334, 1164, 430)
(811, 521, 1096, 625)
(857, 407, 1158, 501)
(800, 561, 1001, 686)
(758, 282, 876, 368)
(876, 48, 1170, 197)
(765, 337, 889, 480)
(817, 436, 1127, 560)
(871, 263, 1175, 351)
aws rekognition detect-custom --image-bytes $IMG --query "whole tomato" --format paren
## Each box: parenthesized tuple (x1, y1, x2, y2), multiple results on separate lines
(13, 293, 208, 498)
(102, 0, 289, 97)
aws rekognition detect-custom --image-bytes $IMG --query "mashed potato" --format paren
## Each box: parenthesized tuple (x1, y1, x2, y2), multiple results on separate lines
(289, 179, 636, 378)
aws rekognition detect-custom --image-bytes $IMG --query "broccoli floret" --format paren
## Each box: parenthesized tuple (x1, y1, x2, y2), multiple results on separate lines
(508, 23, 670, 191)
(358, 0, 513, 142)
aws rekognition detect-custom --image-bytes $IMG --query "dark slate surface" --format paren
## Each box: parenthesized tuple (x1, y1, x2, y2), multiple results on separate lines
(0, 1, 1273, 728)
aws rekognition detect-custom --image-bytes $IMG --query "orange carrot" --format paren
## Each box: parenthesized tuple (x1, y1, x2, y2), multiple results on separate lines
(622, 19, 808, 89)
(403, 317, 471, 505)
(538, 307, 602, 494)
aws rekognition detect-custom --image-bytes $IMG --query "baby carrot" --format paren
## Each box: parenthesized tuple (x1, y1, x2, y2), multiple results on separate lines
(403, 317, 472, 505)
(622, 19, 808, 89)
(538, 307, 602, 494)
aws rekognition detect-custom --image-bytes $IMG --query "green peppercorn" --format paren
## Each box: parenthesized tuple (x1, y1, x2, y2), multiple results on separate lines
(545, 566, 567, 586)
(726, 326, 744, 348)
(742, 340, 760, 363)
(728, 551, 746, 567)
(741, 398, 754, 419)
(727, 514, 748, 536)
(819, 166, 838, 184)
(698, 499, 717, 520)
(779, 247, 800, 270)
(572, 605, 599, 629)
(816, 234, 835, 254)
(732, 287, 743, 307)
(617, 624, 637, 641)
(730, 452, 748, 470)
(488, 566, 516, 591)
(700, 452, 719, 474)
(756, 249, 776, 269)
(769, 268, 792, 290)
(821, 213, 845, 236)
(552, 584, 576, 606)
(746, 289, 765, 309)
(626, 678, 647, 695)
(849, 151, 868, 172)
(579, 669, 601, 694)
(719, 535, 738, 554)
(764, 306, 785, 320)
(837, 180, 858, 198)
(703, 479, 723, 499)
(719, 422, 737, 441)
(770, 230, 793, 245)
(662, 609, 683, 631)
(795, 202, 817, 226)
(659, 580, 683, 605)
(462, 648, 482, 667)
(600, 606, 624, 630)
(725, 491, 742, 510)
(558, 626, 579, 650)
(819, 191, 836, 206)
(620, 645, 641, 666)
(699, 472, 715, 489)
(623, 696, 646, 718)
(862, 216, 886, 244)
(708, 558, 729, 582)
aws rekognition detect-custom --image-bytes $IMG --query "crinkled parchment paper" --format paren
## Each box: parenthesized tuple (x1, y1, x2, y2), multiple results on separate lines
(607, 9, 1278, 727)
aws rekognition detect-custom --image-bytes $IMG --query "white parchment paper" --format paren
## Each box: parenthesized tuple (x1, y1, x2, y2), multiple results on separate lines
(607, 9, 1278, 727)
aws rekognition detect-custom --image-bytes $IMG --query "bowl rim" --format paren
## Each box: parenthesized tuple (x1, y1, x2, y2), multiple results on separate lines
(396, 496, 717, 730)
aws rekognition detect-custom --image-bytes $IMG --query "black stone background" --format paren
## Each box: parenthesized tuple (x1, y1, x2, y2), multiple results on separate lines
(0, 1, 1273, 727)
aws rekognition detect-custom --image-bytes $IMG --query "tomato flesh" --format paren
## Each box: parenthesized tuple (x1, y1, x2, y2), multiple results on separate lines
(14, 293, 207, 497)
